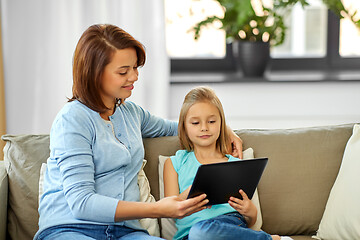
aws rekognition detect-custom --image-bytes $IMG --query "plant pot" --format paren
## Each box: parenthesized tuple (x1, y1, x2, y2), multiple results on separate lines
(233, 41, 270, 77)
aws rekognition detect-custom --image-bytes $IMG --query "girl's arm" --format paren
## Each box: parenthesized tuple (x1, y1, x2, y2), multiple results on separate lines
(228, 190, 257, 228)
(164, 158, 192, 200)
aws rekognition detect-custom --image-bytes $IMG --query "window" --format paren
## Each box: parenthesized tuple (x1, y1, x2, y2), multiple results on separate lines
(165, 0, 225, 58)
(164, 0, 360, 73)
(339, 0, 360, 57)
(271, 0, 328, 58)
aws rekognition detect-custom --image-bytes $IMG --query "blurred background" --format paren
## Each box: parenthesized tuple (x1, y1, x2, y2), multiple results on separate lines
(0, 0, 359, 158)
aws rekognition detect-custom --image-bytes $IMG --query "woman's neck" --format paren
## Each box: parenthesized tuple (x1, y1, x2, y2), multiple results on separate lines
(100, 98, 116, 120)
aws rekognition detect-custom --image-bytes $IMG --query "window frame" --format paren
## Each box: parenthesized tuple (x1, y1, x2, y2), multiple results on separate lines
(170, 10, 360, 73)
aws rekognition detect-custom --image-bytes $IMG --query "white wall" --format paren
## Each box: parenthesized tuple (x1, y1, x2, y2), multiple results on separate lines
(1, 0, 169, 135)
(169, 81, 360, 129)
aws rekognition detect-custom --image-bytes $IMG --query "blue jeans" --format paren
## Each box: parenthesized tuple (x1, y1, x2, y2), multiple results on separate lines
(36, 224, 164, 240)
(181, 212, 272, 240)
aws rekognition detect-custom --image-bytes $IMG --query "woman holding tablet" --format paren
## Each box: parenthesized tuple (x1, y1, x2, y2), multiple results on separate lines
(35, 25, 243, 240)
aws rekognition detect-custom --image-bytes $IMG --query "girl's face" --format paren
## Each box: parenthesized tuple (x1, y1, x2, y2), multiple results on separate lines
(185, 101, 221, 149)
(100, 47, 139, 107)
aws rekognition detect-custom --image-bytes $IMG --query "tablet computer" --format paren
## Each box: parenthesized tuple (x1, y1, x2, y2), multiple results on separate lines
(187, 158, 268, 206)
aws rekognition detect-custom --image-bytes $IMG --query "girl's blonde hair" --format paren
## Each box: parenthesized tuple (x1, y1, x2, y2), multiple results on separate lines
(178, 86, 231, 155)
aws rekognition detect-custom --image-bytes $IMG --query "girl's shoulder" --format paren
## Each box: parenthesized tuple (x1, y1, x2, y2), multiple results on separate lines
(172, 149, 191, 159)
(170, 150, 193, 172)
(226, 154, 241, 162)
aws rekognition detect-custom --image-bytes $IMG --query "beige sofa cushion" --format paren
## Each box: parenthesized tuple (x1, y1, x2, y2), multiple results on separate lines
(235, 124, 354, 236)
(143, 136, 181, 201)
(315, 124, 360, 239)
(2, 134, 50, 240)
(1, 123, 355, 239)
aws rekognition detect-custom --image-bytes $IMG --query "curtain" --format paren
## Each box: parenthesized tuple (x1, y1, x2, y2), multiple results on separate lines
(0, 0, 170, 134)
(0, 15, 5, 160)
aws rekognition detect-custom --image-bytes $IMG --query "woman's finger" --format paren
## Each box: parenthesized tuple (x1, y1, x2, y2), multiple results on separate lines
(227, 127, 243, 159)
(182, 194, 208, 214)
(184, 193, 207, 206)
(232, 140, 243, 159)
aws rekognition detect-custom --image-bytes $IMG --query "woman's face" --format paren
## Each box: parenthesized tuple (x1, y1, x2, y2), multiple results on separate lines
(100, 47, 138, 107)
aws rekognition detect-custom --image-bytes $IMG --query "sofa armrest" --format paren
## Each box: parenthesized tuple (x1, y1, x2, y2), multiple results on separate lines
(0, 161, 8, 240)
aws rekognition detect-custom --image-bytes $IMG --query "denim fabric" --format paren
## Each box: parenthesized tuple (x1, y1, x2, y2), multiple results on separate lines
(36, 224, 164, 240)
(181, 212, 272, 240)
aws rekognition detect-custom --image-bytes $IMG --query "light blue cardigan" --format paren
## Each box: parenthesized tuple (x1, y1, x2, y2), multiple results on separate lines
(35, 100, 177, 238)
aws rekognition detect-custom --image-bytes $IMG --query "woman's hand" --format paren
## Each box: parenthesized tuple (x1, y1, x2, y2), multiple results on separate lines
(156, 194, 208, 219)
(228, 190, 257, 227)
(227, 126, 243, 158)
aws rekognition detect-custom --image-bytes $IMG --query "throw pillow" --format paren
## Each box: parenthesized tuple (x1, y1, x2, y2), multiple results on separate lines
(38, 163, 47, 204)
(38, 160, 160, 237)
(314, 124, 360, 240)
(137, 159, 161, 236)
(158, 148, 263, 240)
(2, 134, 50, 240)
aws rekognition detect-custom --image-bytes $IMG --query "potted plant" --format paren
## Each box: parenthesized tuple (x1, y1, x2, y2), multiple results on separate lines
(192, 0, 360, 77)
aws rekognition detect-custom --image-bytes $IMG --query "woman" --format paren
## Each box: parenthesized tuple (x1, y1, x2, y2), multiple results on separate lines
(35, 24, 243, 240)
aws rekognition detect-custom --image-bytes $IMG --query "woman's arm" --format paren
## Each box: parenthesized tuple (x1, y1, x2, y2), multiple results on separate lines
(227, 126, 243, 159)
(114, 194, 208, 221)
(127, 102, 177, 138)
(52, 108, 121, 223)
(114, 157, 208, 221)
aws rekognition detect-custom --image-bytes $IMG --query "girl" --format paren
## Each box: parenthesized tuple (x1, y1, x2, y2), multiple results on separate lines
(164, 86, 280, 240)
(35, 25, 243, 240)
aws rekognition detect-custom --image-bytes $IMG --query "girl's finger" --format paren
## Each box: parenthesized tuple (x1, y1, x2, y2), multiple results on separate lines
(229, 196, 243, 205)
(239, 189, 249, 201)
(228, 200, 243, 211)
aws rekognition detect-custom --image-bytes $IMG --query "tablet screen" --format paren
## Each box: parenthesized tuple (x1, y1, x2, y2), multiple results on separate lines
(187, 158, 268, 205)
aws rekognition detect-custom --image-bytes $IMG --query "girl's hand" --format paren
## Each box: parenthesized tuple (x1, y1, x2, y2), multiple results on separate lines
(227, 127, 243, 159)
(156, 194, 208, 219)
(228, 190, 257, 227)
(179, 185, 192, 200)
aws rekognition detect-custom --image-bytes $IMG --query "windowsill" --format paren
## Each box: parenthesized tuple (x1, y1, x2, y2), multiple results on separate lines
(170, 70, 360, 84)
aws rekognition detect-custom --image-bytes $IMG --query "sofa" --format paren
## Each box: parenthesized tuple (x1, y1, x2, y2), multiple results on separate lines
(0, 123, 357, 240)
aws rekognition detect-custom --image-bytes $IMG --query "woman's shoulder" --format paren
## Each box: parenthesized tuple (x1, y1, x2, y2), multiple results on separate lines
(120, 101, 140, 112)
(59, 100, 94, 116)
(52, 101, 97, 129)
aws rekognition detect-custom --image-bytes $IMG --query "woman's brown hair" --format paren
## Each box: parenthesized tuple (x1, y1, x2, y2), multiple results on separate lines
(69, 24, 146, 112)
(178, 86, 231, 155)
